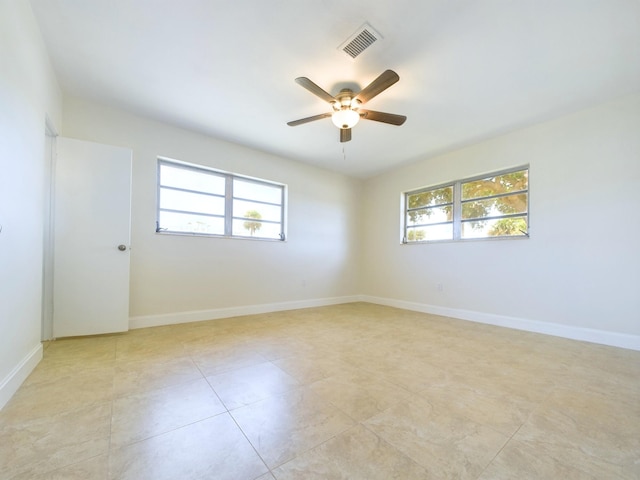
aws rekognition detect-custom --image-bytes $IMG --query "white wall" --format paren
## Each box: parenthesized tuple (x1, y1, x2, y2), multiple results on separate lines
(361, 94, 640, 346)
(0, 0, 62, 408)
(62, 97, 362, 325)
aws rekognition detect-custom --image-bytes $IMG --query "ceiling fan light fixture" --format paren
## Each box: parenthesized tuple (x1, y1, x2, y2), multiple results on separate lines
(331, 108, 360, 129)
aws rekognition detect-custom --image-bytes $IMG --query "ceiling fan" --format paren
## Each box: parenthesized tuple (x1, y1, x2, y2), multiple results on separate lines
(287, 69, 407, 143)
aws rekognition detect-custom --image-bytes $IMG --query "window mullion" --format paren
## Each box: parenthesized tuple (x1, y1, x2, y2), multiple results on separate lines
(160, 185, 225, 198)
(453, 180, 462, 240)
(460, 189, 528, 204)
(224, 175, 233, 236)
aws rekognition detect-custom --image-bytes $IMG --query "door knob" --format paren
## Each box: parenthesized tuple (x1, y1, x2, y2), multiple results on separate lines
(117, 244, 127, 251)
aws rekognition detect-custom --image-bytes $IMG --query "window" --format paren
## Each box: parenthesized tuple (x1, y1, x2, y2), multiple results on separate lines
(405, 184, 454, 241)
(403, 167, 528, 242)
(157, 158, 285, 240)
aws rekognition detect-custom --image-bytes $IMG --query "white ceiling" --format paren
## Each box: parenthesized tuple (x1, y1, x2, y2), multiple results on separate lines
(30, 0, 640, 178)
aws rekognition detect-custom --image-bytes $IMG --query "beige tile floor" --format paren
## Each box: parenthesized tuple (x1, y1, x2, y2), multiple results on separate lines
(1, 303, 638, 479)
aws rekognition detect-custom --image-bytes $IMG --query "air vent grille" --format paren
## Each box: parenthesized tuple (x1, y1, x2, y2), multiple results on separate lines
(343, 29, 377, 58)
(339, 23, 382, 59)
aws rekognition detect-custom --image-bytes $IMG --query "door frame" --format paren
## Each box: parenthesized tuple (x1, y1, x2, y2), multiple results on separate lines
(42, 116, 57, 341)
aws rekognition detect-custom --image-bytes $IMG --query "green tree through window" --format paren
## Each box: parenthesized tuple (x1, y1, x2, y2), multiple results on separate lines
(461, 170, 528, 235)
(243, 210, 262, 236)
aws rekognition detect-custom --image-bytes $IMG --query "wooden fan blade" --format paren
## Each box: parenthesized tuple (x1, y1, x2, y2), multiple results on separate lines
(295, 77, 336, 104)
(287, 112, 332, 126)
(340, 128, 352, 143)
(354, 70, 400, 104)
(359, 109, 407, 126)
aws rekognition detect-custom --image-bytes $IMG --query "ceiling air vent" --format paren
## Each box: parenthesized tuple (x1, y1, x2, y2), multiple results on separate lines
(338, 23, 382, 59)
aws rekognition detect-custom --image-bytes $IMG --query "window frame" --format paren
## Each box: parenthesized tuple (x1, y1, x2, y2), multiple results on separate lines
(156, 157, 286, 241)
(402, 165, 529, 243)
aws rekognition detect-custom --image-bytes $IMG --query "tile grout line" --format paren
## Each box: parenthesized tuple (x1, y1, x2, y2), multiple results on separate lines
(191, 343, 275, 478)
(473, 379, 560, 479)
(358, 421, 435, 475)
(108, 336, 120, 478)
(474, 421, 525, 479)
(226, 405, 273, 478)
(261, 420, 358, 474)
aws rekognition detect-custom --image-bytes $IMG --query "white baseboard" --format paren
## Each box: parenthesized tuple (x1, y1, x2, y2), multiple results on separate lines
(129, 295, 362, 330)
(0, 343, 43, 410)
(129, 294, 639, 351)
(360, 295, 640, 351)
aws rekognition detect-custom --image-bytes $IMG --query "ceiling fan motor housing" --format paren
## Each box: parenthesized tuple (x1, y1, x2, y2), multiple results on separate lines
(333, 89, 360, 110)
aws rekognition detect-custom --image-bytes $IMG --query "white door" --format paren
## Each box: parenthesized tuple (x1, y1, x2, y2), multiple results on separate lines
(53, 137, 132, 337)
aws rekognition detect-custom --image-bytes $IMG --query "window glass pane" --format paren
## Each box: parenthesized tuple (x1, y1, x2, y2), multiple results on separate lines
(234, 179, 282, 204)
(406, 224, 453, 242)
(160, 188, 225, 216)
(233, 199, 282, 223)
(160, 164, 225, 194)
(159, 211, 224, 235)
(407, 205, 452, 226)
(232, 219, 281, 239)
(462, 216, 528, 239)
(461, 193, 527, 220)
(407, 186, 453, 209)
(462, 170, 528, 200)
